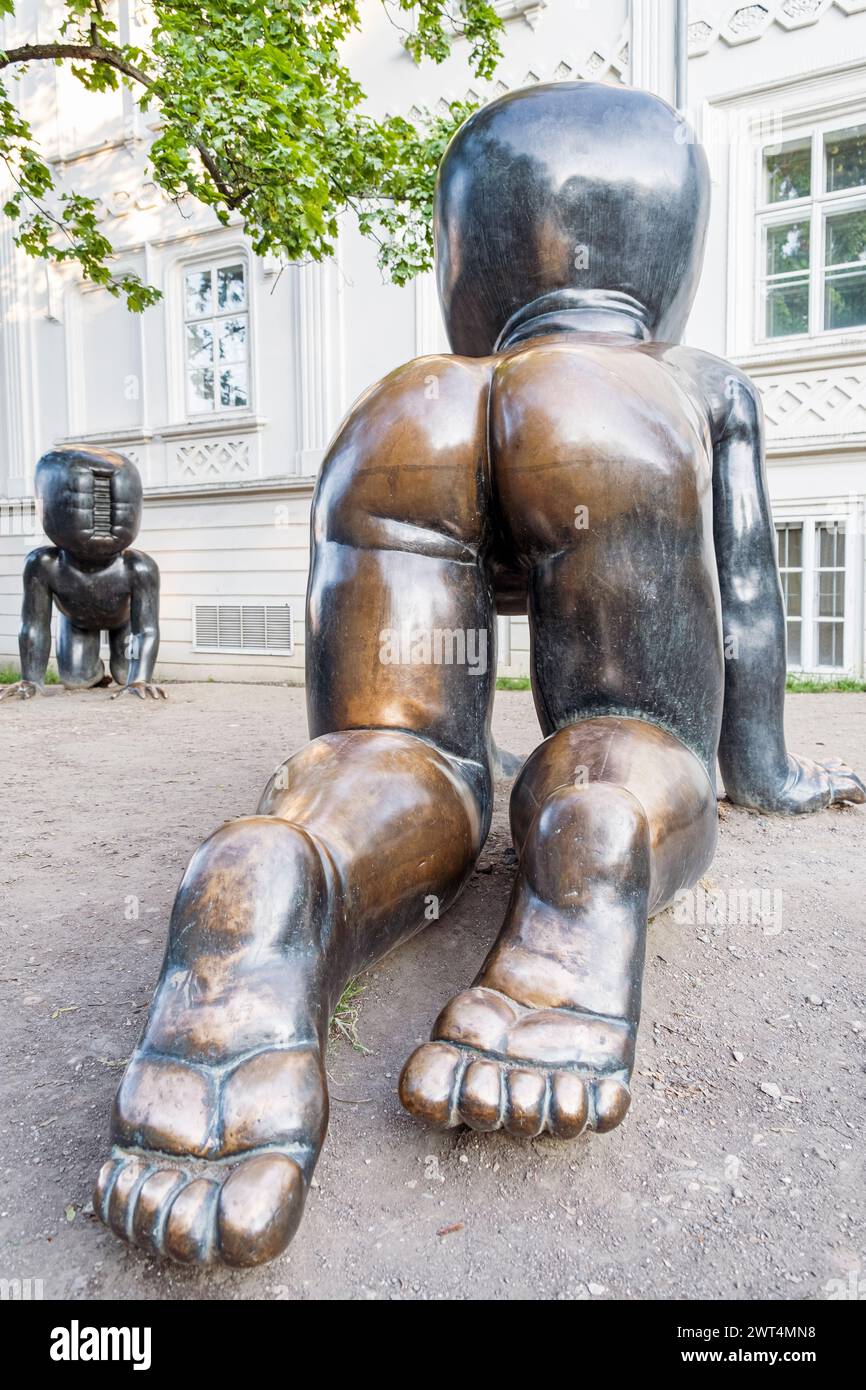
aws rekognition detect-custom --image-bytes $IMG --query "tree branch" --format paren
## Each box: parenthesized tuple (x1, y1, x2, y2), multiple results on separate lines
(0, 43, 151, 88)
(0, 42, 244, 208)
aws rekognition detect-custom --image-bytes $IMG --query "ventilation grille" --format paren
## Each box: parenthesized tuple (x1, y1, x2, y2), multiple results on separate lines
(91, 473, 112, 537)
(193, 603, 293, 654)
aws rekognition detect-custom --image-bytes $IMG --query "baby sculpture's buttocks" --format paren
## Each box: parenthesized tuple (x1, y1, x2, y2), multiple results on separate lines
(1, 447, 165, 702)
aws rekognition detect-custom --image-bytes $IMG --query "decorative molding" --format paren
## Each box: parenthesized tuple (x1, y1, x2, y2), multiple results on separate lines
(172, 436, 255, 484)
(60, 415, 267, 446)
(117, 446, 143, 472)
(726, 5, 774, 44)
(413, 18, 631, 122)
(689, 0, 865, 59)
(492, 1, 547, 29)
(756, 365, 866, 443)
(734, 340, 866, 372)
(59, 416, 267, 492)
(141, 474, 317, 502)
(777, 0, 834, 30)
(766, 437, 866, 456)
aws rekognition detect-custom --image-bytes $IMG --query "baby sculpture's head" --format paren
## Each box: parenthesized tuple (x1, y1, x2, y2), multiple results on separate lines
(435, 81, 710, 355)
(36, 447, 142, 561)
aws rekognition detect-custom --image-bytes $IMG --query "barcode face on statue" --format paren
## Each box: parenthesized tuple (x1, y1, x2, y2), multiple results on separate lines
(91, 473, 113, 537)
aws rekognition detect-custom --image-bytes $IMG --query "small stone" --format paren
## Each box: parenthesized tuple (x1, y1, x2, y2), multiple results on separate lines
(587, 1282, 606, 1295)
(731, 1049, 744, 1063)
(760, 1082, 782, 1099)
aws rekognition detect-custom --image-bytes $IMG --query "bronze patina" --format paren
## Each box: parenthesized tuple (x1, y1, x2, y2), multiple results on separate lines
(1, 447, 165, 701)
(94, 82, 863, 1267)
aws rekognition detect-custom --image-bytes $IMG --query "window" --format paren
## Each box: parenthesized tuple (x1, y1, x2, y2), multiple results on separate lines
(183, 259, 249, 414)
(775, 520, 848, 671)
(759, 122, 866, 340)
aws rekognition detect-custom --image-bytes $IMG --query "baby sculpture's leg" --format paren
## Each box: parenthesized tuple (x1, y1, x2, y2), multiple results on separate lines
(401, 719, 716, 1135)
(401, 344, 723, 1139)
(94, 356, 494, 1266)
(56, 614, 108, 688)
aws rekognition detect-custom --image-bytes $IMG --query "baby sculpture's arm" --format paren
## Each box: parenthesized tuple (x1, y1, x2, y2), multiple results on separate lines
(0, 548, 55, 700)
(111, 551, 164, 699)
(666, 347, 863, 813)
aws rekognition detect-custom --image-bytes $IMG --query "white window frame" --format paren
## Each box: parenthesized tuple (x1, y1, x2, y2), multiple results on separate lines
(813, 520, 848, 669)
(181, 253, 252, 420)
(756, 119, 866, 346)
(774, 513, 858, 675)
(711, 60, 866, 362)
(776, 521, 804, 667)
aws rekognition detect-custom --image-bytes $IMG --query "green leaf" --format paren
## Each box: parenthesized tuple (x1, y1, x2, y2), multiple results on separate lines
(0, 1, 505, 307)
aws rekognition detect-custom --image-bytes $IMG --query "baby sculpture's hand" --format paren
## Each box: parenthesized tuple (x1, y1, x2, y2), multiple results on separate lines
(110, 682, 168, 701)
(0, 679, 50, 701)
(769, 753, 865, 814)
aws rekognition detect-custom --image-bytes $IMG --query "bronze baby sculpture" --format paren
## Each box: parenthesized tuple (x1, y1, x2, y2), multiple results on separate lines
(94, 82, 863, 1267)
(1, 447, 165, 702)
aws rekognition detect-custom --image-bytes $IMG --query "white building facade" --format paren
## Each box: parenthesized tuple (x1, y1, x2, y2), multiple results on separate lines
(1, 0, 865, 681)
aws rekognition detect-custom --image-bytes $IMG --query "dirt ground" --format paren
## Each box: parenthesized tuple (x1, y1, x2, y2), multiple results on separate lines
(0, 684, 863, 1302)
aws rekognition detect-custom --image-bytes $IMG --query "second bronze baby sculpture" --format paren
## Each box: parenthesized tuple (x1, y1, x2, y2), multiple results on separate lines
(94, 82, 864, 1267)
(1, 447, 165, 702)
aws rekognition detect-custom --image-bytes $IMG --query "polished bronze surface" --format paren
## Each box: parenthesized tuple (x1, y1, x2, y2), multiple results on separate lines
(95, 81, 863, 1267)
(1, 447, 165, 702)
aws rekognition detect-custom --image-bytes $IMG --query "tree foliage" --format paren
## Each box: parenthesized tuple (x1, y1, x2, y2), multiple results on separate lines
(0, 1, 503, 309)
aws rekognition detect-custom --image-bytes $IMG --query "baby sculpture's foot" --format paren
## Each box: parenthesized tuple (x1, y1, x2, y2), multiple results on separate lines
(94, 817, 332, 1266)
(400, 987, 632, 1138)
(94, 1044, 323, 1267)
(401, 781, 652, 1140)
